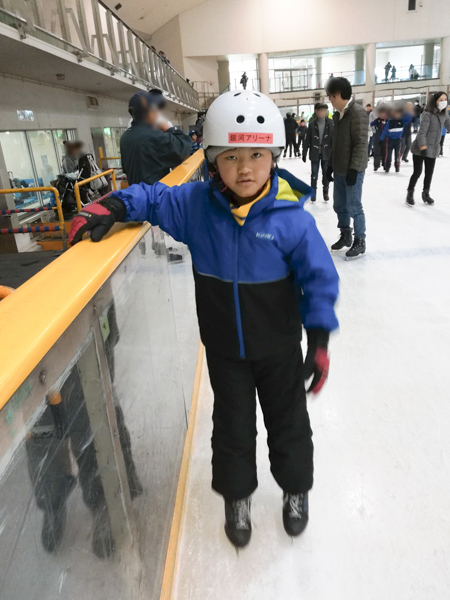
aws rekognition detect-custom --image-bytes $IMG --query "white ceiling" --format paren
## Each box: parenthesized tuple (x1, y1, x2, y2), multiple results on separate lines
(101, 0, 206, 36)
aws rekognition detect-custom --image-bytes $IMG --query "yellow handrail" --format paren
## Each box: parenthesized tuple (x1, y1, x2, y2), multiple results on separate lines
(0, 149, 204, 410)
(74, 169, 117, 212)
(0, 186, 66, 250)
(98, 146, 121, 165)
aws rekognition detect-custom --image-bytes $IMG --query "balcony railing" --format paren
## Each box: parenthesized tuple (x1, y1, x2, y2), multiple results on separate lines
(375, 63, 440, 84)
(0, 0, 199, 110)
(269, 69, 365, 93)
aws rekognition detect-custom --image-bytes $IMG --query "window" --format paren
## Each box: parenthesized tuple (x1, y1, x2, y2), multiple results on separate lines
(408, 0, 417, 11)
(0, 128, 77, 213)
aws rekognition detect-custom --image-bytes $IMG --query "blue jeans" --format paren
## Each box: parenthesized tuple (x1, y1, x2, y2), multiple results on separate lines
(333, 172, 366, 239)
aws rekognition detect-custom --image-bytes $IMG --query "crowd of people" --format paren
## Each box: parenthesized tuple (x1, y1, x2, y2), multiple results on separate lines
(64, 79, 449, 552)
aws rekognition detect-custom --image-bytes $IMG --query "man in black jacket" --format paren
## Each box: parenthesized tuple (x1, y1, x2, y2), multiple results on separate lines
(302, 103, 333, 202)
(283, 113, 298, 158)
(120, 90, 191, 185)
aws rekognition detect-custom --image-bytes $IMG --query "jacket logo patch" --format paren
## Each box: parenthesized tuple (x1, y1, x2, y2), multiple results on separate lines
(256, 232, 274, 240)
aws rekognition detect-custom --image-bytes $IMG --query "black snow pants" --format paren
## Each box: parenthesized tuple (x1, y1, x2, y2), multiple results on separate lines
(207, 345, 314, 501)
(385, 138, 401, 170)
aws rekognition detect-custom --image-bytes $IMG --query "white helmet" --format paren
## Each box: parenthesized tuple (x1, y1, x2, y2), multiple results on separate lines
(203, 90, 285, 163)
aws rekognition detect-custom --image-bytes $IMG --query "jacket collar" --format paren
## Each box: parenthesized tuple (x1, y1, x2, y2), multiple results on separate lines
(210, 170, 313, 221)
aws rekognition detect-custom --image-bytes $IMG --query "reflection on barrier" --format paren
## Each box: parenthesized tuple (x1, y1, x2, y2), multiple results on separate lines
(74, 169, 117, 212)
(0, 150, 204, 600)
(0, 186, 66, 249)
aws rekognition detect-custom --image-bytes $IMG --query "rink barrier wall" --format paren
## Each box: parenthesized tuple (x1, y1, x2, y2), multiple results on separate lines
(160, 342, 205, 600)
(0, 149, 204, 411)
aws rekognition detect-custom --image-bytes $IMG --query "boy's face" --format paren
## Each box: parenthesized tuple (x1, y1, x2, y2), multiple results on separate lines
(392, 110, 402, 119)
(191, 133, 197, 142)
(316, 108, 328, 119)
(216, 147, 273, 199)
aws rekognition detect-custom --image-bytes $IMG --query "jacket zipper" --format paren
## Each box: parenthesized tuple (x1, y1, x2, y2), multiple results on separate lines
(232, 225, 245, 359)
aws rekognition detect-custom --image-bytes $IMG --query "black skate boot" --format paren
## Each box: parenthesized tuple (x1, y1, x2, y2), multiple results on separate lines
(345, 237, 366, 260)
(92, 505, 115, 559)
(422, 189, 435, 205)
(283, 492, 309, 537)
(310, 187, 317, 203)
(323, 187, 329, 202)
(224, 497, 252, 548)
(331, 229, 352, 251)
(405, 189, 415, 207)
(395, 165, 400, 173)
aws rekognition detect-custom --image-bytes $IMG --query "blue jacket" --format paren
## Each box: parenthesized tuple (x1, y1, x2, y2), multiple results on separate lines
(380, 114, 412, 141)
(113, 168, 339, 360)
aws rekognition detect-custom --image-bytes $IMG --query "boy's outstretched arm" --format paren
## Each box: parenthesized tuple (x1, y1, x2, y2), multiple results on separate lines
(69, 182, 193, 245)
(290, 213, 339, 394)
(380, 120, 390, 141)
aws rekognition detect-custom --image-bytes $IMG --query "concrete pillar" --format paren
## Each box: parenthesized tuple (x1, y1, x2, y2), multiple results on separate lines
(440, 36, 450, 86)
(423, 42, 435, 79)
(218, 60, 230, 93)
(258, 52, 269, 95)
(365, 43, 376, 90)
(315, 56, 322, 89)
(354, 48, 365, 85)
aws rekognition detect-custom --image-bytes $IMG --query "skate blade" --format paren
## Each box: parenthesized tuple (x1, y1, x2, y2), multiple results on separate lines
(405, 202, 414, 208)
(345, 253, 366, 261)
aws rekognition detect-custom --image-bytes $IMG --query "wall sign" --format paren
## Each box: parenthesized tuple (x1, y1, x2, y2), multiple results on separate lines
(17, 110, 34, 121)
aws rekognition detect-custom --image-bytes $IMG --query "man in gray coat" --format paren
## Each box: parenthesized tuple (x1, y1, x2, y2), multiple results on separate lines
(325, 77, 369, 260)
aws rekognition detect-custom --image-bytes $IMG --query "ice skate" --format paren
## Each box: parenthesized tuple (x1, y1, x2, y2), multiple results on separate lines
(331, 229, 352, 251)
(282, 492, 309, 537)
(422, 189, 435, 205)
(405, 190, 415, 207)
(323, 187, 329, 202)
(224, 497, 252, 548)
(345, 237, 366, 260)
(395, 165, 400, 173)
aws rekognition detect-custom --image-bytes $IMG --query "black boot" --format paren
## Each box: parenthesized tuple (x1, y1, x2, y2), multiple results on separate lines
(283, 492, 309, 537)
(92, 505, 115, 559)
(310, 186, 317, 202)
(345, 237, 366, 260)
(224, 497, 252, 548)
(422, 189, 435, 205)
(331, 229, 352, 251)
(323, 187, 329, 202)
(406, 189, 415, 207)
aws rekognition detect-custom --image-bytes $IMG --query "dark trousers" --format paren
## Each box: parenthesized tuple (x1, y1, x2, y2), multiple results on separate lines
(408, 154, 436, 191)
(284, 137, 296, 157)
(311, 157, 329, 190)
(373, 139, 386, 170)
(368, 136, 374, 156)
(440, 134, 446, 155)
(385, 138, 401, 170)
(401, 134, 412, 161)
(207, 346, 314, 500)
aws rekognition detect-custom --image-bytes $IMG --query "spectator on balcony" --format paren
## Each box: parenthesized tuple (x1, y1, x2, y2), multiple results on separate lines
(409, 64, 415, 79)
(240, 72, 248, 90)
(384, 62, 392, 82)
(120, 90, 191, 185)
(302, 103, 333, 202)
(391, 65, 397, 80)
(159, 50, 169, 64)
(325, 77, 369, 260)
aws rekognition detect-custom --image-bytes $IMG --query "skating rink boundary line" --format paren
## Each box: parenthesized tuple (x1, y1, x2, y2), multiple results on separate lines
(160, 342, 205, 600)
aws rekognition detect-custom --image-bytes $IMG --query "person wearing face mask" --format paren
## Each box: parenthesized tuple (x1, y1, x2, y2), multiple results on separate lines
(406, 92, 450, 207)
(61, 140, 85, 174)
(120, 89, 191, 185)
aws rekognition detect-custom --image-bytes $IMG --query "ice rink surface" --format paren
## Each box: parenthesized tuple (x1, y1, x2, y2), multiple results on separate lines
(172, 143, 450, 600)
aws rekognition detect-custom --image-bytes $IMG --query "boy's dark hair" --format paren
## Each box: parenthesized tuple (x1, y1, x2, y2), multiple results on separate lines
(300, 119, 305, 123)
(366, 103, 372, 108)
(426, 91, 448, 113)
(315, 103, 328, 111)
(286, 113, 291, 118)
(325, 77, 352, 100)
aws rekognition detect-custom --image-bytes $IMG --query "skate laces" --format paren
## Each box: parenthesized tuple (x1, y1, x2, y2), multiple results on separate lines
(286, 494, 303, 519)
(232, 499, 251, 529)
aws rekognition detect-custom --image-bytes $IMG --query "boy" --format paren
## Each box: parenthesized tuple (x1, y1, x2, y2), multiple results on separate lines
(68, 91, 339, 549)
(370, 105, 389, 171)
(302, 103, 333, 202)
(189, 129, 202, 154)
(380, 106, 412, 172)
